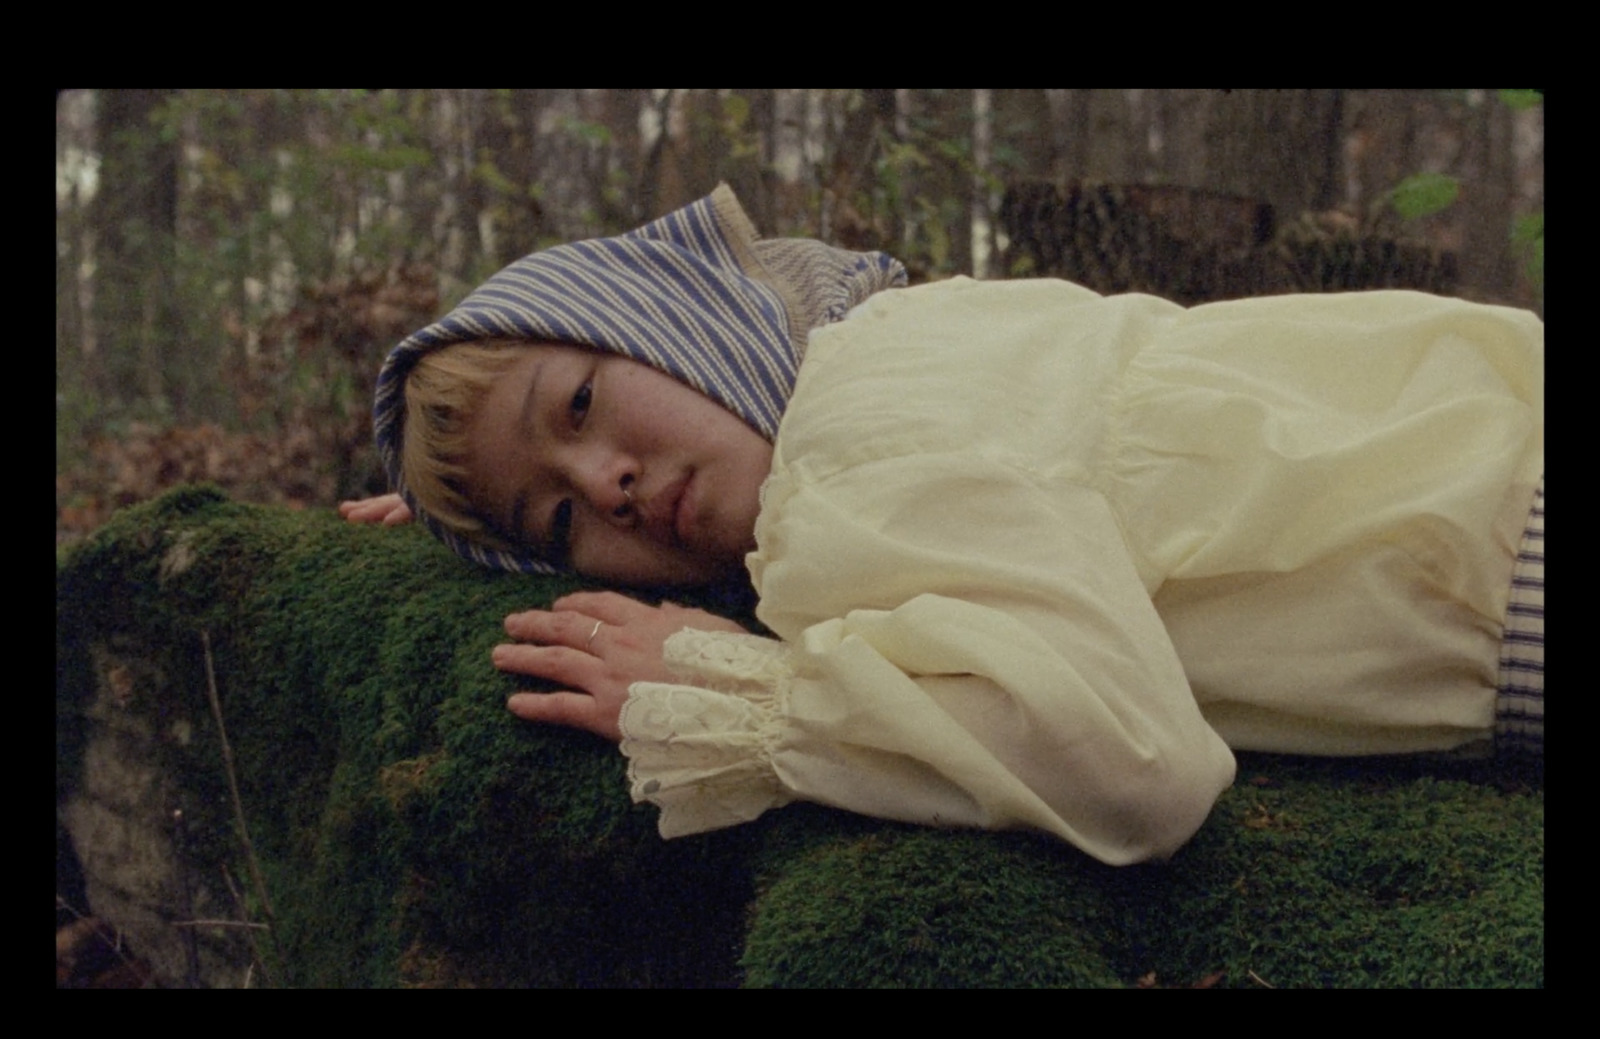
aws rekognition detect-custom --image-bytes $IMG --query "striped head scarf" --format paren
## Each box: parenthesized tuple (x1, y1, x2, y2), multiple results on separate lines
(374, 184, 906, 574)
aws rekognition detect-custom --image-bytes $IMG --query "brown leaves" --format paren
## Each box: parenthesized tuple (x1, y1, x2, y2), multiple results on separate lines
(1241, 801, 1295, 830)
(57, 265, 440, 549)
(56, 421, 345, 547)
(261, 262, 438, 365)
(56, 912, 157, 989)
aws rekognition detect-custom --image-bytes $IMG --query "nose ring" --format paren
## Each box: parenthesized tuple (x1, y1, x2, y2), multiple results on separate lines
(613, 485, 635, 521)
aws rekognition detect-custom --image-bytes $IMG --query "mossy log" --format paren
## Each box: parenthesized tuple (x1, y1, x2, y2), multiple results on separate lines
(57, 486, 1543, 987)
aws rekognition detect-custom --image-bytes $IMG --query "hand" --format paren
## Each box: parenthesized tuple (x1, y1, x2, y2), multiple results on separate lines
(495, 591, 749, 743)
(338, 493, 413, 526)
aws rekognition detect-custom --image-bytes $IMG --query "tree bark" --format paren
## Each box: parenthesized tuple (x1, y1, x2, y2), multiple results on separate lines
(599, 88, 645, 229)
(991, 89, 1056, 182)
(1152, 89, 1212, 188)
(903, 89, 973, 274)
(1461, 92, 1516, 300)
(1207, 89, 1343, 218)
(93, 89, 181, 414)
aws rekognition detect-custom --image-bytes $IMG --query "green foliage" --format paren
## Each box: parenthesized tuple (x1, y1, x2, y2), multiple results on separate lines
(1386, 90, 1544, 299)
(560, 115, 612, 147)
(1390, 171, 1461, 220)
(1504, 91, 1546, 296)
(1514, 212, 1544, 290)
(1498, 90, 1543, 110)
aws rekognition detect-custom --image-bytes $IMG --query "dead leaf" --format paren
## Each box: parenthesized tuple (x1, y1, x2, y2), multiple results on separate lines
(107, 666, 135, 707)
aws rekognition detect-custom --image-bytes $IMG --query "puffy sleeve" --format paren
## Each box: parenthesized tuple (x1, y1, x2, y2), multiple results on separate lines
(619, 450, 1238, 866)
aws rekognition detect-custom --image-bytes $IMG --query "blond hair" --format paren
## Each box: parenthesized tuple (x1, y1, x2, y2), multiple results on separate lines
(400, 339, 533, 550)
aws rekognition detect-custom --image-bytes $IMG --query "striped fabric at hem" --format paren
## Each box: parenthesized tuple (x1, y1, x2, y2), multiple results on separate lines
(1495, 476, 1544, 757)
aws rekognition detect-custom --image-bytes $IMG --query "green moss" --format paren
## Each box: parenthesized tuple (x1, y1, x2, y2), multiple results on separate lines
(740, 758, 1542, 988)
(57, 485, 1542, 987)
(742, 822, 1128, 987)
(57, 485, 753, 987)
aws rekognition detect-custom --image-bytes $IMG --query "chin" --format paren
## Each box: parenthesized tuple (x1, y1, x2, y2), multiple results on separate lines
(590, 553, 744, 591)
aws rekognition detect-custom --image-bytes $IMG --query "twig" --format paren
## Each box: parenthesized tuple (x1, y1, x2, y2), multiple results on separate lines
(56, 894, 147, 984)
(1247, 968, 1275, 989)
(170, 808, 201, 987)
(171, 919, 272, 930)
(219, 863, 273, 985)
(201, 629, 282, 985)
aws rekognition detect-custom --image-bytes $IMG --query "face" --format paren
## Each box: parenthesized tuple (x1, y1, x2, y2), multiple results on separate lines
(463, 342, 774, 586)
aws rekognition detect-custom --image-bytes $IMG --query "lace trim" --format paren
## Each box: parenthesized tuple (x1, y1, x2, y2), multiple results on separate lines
(659, 628, 794, 694)
(617, 630, 796, 837)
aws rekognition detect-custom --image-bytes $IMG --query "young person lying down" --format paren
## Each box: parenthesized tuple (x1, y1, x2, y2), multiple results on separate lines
(341, 185, 1544, 866)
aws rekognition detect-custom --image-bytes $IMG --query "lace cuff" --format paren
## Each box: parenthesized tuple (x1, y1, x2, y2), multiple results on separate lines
(618, 629, 796, 838)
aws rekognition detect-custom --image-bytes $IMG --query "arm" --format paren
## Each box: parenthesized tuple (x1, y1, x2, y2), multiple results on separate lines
(338, 493, 412, 526)
(496, 459, 1236, 865)
(622, 531, 1235, 864)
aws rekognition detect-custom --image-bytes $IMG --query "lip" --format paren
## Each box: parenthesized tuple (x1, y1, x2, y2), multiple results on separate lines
(644, 472, 692, 546)
(671, 471, 696, 544)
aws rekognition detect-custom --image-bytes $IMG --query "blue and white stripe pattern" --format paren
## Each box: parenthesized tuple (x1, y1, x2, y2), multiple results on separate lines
(1495, 477, 1544, 756)
(374, 184, 905, 574)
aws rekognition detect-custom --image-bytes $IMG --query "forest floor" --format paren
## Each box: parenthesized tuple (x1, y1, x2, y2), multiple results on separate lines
(56, 418, 377, 552)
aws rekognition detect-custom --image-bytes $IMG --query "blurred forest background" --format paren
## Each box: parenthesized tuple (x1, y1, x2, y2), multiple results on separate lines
(55, 89, 1544, 548)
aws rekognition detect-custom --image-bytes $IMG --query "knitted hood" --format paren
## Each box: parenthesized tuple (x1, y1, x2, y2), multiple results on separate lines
(374, 184, 906, 574)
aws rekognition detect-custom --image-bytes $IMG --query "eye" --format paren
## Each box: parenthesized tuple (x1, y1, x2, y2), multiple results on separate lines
(570, 379, 592, 427)
(548, 499, 573, 565)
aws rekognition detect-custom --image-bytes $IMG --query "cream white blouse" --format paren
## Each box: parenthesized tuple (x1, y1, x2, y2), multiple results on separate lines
(617, 277, 1545, 865)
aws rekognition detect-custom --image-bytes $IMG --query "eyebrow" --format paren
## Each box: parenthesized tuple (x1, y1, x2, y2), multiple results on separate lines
(506, 357, 544, 543)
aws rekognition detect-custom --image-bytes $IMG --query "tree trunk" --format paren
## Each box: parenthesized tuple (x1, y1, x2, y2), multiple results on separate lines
(903, 89, 973, 275)
(599, 88, 645, 229)
(93, 89, 181, 415)
(1152, 89, 1212, 188)
(992, 89, 1056, 182)
(722, 89, 775, 232)
(1461, 92, 1516, 300)
(1084, 89, 1135, 183)
(824, 89, 897, 249)
(56, 93, 93, 413)
(1207, 89, 1343, 218)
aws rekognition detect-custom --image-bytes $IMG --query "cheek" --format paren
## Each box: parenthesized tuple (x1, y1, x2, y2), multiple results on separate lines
(573, 525, 725, 586)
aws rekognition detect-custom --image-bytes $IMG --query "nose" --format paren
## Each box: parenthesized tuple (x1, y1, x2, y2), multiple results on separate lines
(565, 448, 638, 526)
(613, 473, 637, 520)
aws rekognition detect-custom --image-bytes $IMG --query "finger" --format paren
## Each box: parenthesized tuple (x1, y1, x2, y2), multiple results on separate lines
(503, 610, 603, 649)
(506, 691, 620, 741)
(492, 642, 608, 686)
(340, 496, 402, 523)
(381, 502, 413, 525)
(551, 590, 649, 623)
